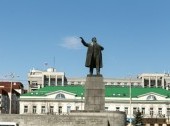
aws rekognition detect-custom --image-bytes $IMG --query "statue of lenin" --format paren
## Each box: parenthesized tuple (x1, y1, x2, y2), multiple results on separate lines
(80, 37, 104, 75)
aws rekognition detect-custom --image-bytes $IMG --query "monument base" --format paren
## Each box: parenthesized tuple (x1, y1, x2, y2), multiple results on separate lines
(85, 75, 105, 111)
(0, 111, 126, 126)
(71, 111, 126, 126)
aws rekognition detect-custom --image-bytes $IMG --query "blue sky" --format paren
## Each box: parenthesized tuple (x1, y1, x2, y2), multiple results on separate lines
(0, 1, 170, 87)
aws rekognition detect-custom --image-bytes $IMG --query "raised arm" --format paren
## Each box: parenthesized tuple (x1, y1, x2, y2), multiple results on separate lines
(80, 37, 89, 47)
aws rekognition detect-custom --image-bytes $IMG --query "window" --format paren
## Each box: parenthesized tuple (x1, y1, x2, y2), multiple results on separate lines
(144, 79, 149, 87)
(24, 106, 28, 113)
(105, 107, 108, 111)
(76, 106, 79, 111)
(57, 78, 62, 85)
(158, 108, 162, 115)
(55, 93, 65, 99)
(167, 108, 170, 116)
(147, 95, 157, 101)
(133, 107, 137, 114)
(142, 108, 145, 115)
(41, 106, 46, 114)
(58, 106, 62, 114)
(116, 107, 120, 111)
(32, 81, 37, 85)
(150, 80, 156, 87)
(150, 108, 154, 116)
(157, 80, 162, 87)
(124, 107, 128, 115)
(50, 106, 54, 114)
(67, 106, 71, 114)
(50, 78, 55, 86)
(32, 106, 37, 114)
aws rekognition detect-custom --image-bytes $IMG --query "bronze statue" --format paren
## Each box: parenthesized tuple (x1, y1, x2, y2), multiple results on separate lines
(80, 37, 104, 75)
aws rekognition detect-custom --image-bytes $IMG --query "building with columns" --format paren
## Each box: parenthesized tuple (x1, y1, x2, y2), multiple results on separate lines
(28, 68, 67, 92)
(28, 67, 170, 91)
(67, 73, 170, 90)
(138, 73, 170, 89)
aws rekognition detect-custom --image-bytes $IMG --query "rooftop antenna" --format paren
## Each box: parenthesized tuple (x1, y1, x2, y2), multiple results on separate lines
(44, 62, 48, 70)
(53, 56, 56, 68)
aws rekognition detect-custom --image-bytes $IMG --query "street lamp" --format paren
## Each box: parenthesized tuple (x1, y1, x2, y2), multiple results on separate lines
(81, 93, 83, 110)
(129, 76, 132, 126)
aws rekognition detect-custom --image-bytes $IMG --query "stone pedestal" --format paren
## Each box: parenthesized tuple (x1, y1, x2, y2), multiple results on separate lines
(0, 112, 126, 126)
(85, 75, 105, 111)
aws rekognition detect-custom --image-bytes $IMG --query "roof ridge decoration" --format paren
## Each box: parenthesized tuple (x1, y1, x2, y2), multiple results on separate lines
(45, 90, 76, 96)
(137, 92, 168, 98)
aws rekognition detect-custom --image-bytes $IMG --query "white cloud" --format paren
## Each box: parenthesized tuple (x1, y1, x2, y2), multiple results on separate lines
(60, 36, 81, 50)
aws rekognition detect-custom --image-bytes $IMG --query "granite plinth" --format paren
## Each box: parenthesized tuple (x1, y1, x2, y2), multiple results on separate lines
(0, 112, 126, 126)
(85, 75, 105, 111)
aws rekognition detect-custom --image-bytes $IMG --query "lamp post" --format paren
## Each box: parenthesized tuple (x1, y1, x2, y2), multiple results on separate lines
(129, 76, 132, 126)
(81, 93, 83, 110)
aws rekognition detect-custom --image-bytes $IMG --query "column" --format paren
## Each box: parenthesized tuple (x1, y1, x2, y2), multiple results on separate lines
(42, 75, 44, 88)
(162, 77, 164, 89)
(149, 77, 151, 87)
(142, 77, 144, 87)
(156, 76, 158, 88)
(62, 76, 64, 86)
(48, 75, 51, 86)
(55, 75, 58, 86)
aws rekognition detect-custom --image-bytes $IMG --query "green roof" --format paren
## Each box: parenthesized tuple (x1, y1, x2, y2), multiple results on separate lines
(22, 85, 84, 97)
(106, 86, 170, 97)
(22, 85, 170, 98)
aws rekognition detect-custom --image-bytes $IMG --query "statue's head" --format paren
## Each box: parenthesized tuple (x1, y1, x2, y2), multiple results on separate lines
(92, 37, 97, 43)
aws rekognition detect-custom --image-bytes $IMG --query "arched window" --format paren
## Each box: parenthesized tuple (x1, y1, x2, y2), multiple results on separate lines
(146, 95, 157, 101)
(55, 93, 65, 99)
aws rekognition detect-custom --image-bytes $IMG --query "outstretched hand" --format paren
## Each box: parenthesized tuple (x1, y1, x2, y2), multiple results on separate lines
(80, 37, 84, 41)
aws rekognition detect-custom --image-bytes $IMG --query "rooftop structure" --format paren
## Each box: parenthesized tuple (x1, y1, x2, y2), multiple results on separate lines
(67, 73, 170, 90)
(28, 68, 67, 92)
(27, 67, 170, 91)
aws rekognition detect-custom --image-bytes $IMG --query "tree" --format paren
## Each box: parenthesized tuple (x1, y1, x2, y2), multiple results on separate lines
(133, 109, 143, 126)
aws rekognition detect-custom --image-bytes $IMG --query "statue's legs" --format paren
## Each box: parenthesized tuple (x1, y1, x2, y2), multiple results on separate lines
(96, 68, 100, 75)
(89, 67, 93, 75)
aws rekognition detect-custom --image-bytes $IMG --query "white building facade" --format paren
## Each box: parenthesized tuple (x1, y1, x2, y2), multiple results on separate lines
(28, 68, 67, 92)
(28, 67, 170, 91)
(20, 85, 170, 120)
(67, 73, 170, 90)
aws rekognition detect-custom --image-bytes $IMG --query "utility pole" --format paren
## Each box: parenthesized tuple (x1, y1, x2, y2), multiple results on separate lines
(129, 76, 132, 126)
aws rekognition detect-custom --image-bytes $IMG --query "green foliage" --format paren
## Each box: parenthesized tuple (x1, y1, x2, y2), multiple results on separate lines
(133, 109, 143, 126)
